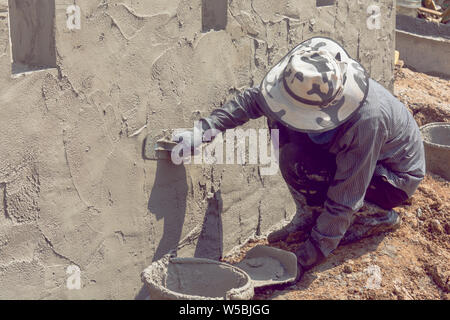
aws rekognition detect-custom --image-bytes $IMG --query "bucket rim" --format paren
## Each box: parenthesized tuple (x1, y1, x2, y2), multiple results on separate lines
(142, 256, 254, 300)
(420, 122, 450, 150)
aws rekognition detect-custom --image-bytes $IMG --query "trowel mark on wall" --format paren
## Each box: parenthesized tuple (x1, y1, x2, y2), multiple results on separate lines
(115, 231, 126, 245)
(107, 3, 146, 40)
(6, 165, 41, 224)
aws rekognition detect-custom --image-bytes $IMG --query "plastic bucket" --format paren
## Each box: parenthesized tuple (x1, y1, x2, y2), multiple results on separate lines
(142, 255, 254, 300)
(397, 0, 422, 8)
(397, 0, 421, 17)
(420, 122, 450, 180)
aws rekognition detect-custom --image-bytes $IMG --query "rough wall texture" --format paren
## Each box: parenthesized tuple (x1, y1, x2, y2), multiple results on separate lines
(0, 0, 395, 299)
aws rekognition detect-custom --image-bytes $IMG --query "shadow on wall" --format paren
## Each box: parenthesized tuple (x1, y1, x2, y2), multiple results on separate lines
(148, 160, 224, 262)
(135, 160, 188, 300)
(148, 160, 188, 262)
(194, 190, 223, 260)
(135, 163, 224, 299)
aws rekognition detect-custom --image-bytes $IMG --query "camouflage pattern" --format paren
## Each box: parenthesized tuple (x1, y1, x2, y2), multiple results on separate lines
(260, 37, 369, 133)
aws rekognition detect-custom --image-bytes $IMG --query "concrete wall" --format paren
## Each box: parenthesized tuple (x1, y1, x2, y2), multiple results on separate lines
(396, 31, 450, 77)
(0, 0, 395, 299)
(396, 15, 450, 77)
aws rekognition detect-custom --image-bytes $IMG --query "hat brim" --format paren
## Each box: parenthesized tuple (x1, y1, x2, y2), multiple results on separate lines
(259, 37, 370, 133)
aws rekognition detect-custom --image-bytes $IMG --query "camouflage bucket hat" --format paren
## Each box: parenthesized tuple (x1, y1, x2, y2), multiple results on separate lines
(259, 37, 369, 133)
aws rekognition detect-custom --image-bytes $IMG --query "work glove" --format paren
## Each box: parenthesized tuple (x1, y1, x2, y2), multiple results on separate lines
(172, 121, 205, 152)
(294, 238, 326, 282)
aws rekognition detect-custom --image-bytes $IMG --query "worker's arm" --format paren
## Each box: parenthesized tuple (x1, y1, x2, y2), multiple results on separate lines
(309, 116, 388, 258)
(173, 87, 265, 148)
(201, 87, 265, 132)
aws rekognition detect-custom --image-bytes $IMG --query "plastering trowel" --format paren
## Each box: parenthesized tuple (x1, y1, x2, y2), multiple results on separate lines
(143, 129, 177, 160)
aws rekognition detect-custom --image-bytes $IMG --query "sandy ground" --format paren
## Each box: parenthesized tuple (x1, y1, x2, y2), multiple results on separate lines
(223, 67, 450, 300)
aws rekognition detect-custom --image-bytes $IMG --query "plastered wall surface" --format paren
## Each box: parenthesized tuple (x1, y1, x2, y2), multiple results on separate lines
(0, 0, 395, 299)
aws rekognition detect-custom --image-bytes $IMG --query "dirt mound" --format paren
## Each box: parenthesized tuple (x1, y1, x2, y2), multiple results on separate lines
(394, 67, 450, 126)
(224, 67, 450, 300)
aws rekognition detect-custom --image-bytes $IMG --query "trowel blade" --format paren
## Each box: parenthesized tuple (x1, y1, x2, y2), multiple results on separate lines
(143, 129, 176, 160)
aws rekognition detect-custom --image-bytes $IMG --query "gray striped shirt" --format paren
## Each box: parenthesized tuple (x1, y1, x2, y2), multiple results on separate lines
(202, 79, 425, 255)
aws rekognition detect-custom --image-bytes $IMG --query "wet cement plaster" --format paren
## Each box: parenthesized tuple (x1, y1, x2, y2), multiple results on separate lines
(0, 0, 395, 299)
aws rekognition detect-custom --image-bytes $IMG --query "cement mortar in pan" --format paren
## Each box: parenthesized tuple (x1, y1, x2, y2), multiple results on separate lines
(420, 122, 450, 180)
(237, 257, 285, 280)
(234, 245, 298, 288)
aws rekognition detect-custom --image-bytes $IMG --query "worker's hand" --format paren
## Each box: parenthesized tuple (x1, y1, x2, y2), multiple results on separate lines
(172, 125, 203, 151)
(294, 238, 326, 282)
(295, 262, 305, 283)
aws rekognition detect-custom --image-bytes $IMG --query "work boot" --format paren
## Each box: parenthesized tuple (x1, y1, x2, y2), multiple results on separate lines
(340, 205, 402, 245)
(268, 206, 321, 244)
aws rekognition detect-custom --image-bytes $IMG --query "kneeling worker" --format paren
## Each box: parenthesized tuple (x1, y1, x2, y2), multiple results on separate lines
(173, 37, 425, 280)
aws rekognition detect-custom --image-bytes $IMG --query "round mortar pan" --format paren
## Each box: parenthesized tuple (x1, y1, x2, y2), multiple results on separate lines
(142, 256, 254, 300)
(420, 122, 450, 181)
(234, 245, 298, 289)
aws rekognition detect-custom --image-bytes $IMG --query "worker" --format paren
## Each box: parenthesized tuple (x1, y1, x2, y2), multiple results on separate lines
(173, 37, 425, 280)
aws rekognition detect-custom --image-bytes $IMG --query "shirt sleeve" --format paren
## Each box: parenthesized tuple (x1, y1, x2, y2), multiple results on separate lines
(310, 116, 387, 257)
(201, 87, 265, 132)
